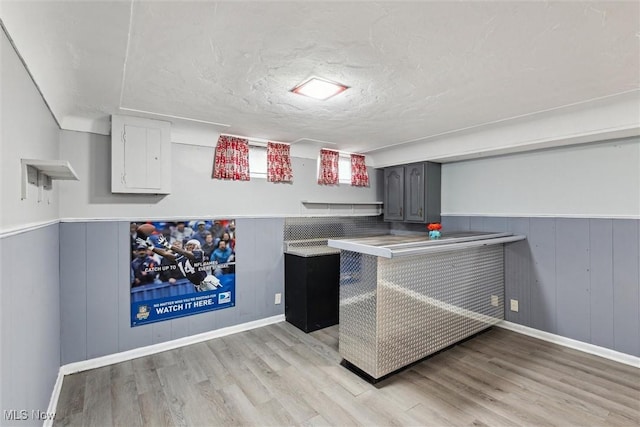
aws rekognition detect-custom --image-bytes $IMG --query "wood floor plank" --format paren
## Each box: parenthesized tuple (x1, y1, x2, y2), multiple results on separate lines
(53, 372, 86, 426)
(481, 332, 640, 396)
(155, 364, 193, 427)
(355, 387, 429, 426)
(195, 379, 251, 426)
(277, 362, 361, 426)
(110, 374, 143, 427)
(131, 356, 162, 396)
(217, 382, 271, 426)
(242, 357, 318, 423)
(138, 389, 174, 427)
(309, 327, 339, 350)
(322, 383, 398, 426)
(207, 343, 273, 406)
(253, 398, 298, 426)
(81, 366, 113, 427)
(55, 323, 640, 427)
(460, 336, 639, 420)
(406, 367, 521, 427)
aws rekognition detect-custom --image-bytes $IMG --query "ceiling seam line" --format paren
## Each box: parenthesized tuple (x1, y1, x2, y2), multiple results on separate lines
(118, 0, 135, 110)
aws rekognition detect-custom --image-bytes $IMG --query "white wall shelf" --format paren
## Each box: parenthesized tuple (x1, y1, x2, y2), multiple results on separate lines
(21, 159, 79, 201)
(300, 200, 384, 216)
(301, 200, 383, 205)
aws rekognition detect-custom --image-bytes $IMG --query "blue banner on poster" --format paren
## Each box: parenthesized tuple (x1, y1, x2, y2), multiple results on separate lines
(130, 219, 236, 327)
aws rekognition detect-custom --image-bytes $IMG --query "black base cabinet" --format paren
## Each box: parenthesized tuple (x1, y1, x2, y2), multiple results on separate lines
(284, 253, 339, 333)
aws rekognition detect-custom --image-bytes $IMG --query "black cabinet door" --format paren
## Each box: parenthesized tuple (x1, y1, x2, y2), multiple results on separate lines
(284, 254, 339, 333)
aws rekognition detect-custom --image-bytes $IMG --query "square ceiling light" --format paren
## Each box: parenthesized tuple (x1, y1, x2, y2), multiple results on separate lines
(291, 77, 349, 100)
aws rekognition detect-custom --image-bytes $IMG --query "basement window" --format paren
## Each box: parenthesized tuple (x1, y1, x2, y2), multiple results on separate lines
(316, 152, 352, 184)
(249, 145, 267, 179)
(338, 154, 351, 184)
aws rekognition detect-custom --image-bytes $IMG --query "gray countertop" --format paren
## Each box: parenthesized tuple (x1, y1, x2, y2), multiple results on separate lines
(328, 231, 526, 258)
(283, 238, 341, 257)
(284, 246, 341, 257)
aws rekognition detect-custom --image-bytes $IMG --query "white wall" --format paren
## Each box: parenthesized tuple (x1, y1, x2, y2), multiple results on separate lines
(58, 130, 383, 220)
(369, 91, 639, 168)
(1, 30, 61, 231)
(1, 29, 61, 426)
(441, 137, 640, 217)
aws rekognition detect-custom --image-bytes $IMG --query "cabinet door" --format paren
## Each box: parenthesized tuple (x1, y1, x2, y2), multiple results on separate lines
(404, 163, 425, 222)
(384, 166, 404, 221)
(112, 115, 171, 194)
(424, 161, 442, 223)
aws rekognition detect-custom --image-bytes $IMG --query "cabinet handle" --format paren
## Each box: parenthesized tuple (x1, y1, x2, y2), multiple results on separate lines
(419, 207, 423, 217)
(400, 207, 403, 217)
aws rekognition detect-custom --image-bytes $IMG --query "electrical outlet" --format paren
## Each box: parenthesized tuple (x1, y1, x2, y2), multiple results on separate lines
(490, 295, 499, 307)
(274, 293, 282, 305)
(510, 299, 519, 312)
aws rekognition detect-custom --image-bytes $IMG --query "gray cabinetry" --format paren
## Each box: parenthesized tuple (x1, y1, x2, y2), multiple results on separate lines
(383, 166, 404, 221)
(383, 162, 441, 223)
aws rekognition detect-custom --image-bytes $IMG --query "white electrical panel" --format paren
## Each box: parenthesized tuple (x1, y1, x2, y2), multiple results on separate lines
(111, 115, 171, 194)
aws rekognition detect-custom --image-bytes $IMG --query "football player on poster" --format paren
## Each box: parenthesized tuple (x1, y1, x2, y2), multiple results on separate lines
(136, 235, 221, 293)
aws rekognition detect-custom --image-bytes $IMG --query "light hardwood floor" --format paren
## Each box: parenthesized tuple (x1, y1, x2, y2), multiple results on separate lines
(54, 323, 640, 426)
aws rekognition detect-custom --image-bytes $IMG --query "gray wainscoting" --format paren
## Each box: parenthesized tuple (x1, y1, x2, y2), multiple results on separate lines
(442, 215, 640, 357)
(59, 218, 285, 365)
(0, 224, 61, 426)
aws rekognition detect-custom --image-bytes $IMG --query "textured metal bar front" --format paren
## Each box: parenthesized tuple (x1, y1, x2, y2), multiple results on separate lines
(339, 245, 505, 379)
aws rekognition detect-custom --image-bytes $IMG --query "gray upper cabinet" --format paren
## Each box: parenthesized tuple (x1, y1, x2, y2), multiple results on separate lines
(383, 166, 404, 221)
(405, 163, 425, 221)
(383, 162, 441, 223)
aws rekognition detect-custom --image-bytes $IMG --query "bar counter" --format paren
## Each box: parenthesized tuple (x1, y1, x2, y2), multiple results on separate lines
(328, 232, 526, 380)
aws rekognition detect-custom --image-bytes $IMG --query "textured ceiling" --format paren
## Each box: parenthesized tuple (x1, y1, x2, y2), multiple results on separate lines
(1, 1, 638, 154)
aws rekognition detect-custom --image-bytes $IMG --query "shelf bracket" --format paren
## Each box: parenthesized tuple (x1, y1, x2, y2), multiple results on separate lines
(20, 159, 79, 200)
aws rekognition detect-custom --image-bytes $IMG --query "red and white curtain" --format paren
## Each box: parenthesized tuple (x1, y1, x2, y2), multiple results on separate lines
(318, 149, 339, 185)
(350, 153, 369, 187)
(267, 142, 293, 182)
(212, 135, 250, 181)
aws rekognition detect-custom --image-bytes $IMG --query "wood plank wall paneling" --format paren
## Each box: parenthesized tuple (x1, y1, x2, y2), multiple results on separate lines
(506, 218, 532, 326)
(86, 222, 119, 359)
(589, 218, 615, 350)
(59, 219, 285, 365)
(528, 218, 558, 334)
(555, 218, 591, 343)
(442, 215, 640, 357)
(1, 224, 61, 422)
(612, 219, 640, 356)
(60, 222, 88, 364)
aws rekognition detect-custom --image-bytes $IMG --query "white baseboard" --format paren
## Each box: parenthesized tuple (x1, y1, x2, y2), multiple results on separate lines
(47, 314, 285, 423)
(497, 321, 640, 368)
(44, 370, 65, 427)
(60, 314, 285, 376)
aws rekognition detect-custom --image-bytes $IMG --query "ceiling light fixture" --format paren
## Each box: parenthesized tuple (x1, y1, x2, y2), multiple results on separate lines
(291, 77, 349, 100)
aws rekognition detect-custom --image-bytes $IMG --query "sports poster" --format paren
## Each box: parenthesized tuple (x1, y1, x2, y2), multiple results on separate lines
(130, 219, 236, 326)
